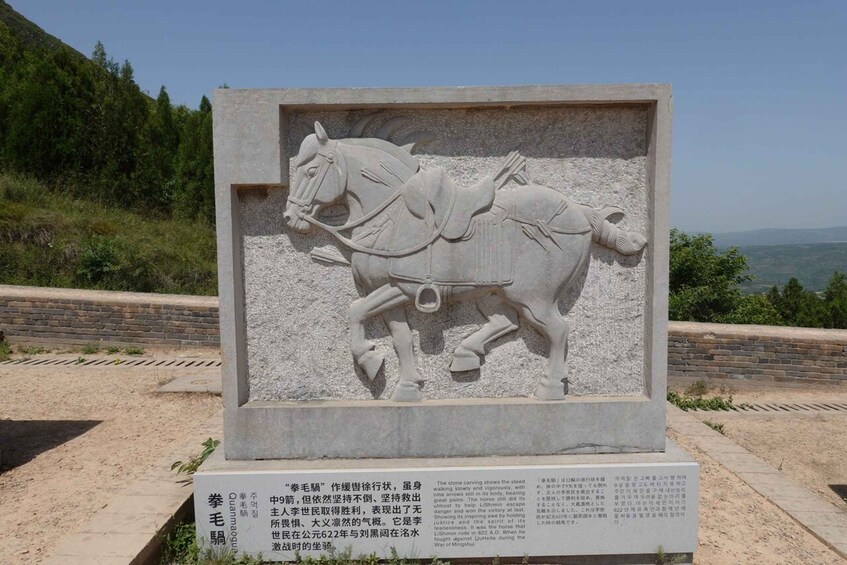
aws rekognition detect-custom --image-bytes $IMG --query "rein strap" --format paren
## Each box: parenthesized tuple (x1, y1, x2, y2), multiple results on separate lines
(301, 186, 457, 258)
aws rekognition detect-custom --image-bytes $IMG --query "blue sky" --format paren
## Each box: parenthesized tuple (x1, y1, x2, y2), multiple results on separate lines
(12, 0, 846, 233)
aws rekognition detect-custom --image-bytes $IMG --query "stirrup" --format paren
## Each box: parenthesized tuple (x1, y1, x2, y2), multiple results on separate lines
(415, 280, 441, 313)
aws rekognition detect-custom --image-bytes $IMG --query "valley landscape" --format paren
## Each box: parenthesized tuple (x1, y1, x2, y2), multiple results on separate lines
(709, 226, 847, 293)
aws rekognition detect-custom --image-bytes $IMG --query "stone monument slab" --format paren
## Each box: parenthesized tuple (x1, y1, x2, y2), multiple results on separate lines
(214, 85, 672, 460)
(204, 84, 695, 562)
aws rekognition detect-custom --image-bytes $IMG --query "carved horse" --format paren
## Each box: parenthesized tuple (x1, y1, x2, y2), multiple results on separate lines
(283, 121, 646, 402)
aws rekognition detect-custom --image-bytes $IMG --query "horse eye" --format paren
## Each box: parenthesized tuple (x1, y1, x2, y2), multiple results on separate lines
(307, 167, 318, 178)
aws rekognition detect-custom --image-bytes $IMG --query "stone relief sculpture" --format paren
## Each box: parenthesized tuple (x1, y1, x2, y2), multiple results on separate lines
(282, 117, 647, 402)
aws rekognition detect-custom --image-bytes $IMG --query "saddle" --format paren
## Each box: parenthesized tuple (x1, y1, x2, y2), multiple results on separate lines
(400, 168, 495, 241)
(353, 156, 529, 312)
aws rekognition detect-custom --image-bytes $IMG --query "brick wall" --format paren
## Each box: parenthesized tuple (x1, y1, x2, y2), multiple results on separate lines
(0, 285, 219, 348)
(2, 286, 846, 384)
(669, 321, 847, 387)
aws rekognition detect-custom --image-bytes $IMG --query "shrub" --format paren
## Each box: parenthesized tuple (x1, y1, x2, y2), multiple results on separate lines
(0, 172, 217, 295)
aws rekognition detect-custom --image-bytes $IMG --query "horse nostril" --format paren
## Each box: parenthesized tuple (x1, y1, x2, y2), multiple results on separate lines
(283, 211, 293, 223)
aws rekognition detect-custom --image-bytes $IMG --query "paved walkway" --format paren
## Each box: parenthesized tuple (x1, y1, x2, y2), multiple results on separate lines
(666, 404, 847, 559)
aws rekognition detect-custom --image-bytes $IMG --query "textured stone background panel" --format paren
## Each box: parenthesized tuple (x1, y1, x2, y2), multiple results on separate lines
(243, 106, 649, 401)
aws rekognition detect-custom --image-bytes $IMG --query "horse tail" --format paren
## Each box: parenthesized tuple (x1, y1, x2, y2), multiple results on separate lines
(584, 205, 647, 256)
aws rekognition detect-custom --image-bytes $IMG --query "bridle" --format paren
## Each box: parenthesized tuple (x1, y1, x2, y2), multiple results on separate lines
(288, 143, 456, 258)
(287, 143, 339, 207)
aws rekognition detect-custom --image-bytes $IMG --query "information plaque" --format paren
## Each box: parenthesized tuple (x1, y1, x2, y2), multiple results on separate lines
(194, 460, 698, 560)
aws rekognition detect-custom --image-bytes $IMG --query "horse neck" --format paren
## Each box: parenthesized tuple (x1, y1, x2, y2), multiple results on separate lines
(339, 150, 401, 222)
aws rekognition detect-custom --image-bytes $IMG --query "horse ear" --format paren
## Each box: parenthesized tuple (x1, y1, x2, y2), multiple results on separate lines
(314, 121, 329, 144)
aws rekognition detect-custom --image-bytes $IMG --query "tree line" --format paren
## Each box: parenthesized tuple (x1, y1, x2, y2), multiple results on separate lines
(0, 24, 214, 223)
(2, 19, 844, 324)
(669, 229, 847, 329)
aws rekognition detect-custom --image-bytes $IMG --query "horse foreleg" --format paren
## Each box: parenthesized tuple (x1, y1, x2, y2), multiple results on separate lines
(514, 300, 568, 400)
(450, 294, 519, 372)
(349, 284, 408, 382)
(381, 307, 425, 402)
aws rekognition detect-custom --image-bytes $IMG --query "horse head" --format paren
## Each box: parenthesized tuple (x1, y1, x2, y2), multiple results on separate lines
(283, 121, 348, 233)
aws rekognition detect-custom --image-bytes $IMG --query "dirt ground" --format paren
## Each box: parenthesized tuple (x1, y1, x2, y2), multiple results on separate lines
(670, 427, 844, 564)
(679, 383, 847, 513)
(2, 355, 846, 564)
(0, 350, 221, 564)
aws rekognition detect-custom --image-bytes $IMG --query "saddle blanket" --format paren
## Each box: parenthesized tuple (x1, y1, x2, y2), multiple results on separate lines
(388, 215, 515, 286)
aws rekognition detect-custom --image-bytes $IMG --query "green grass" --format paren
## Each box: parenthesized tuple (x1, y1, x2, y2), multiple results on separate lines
(703, 420, 726, 435)
(653, 545, 686, 565)
(124, 346, 145, 356)
(159, 522, 456, 565)
(159, 522, 264, 565)
(0, 172, 217, 295)
(667, 390, 743, 411)
(17, 344, 47, 355)
(0, 338, 11, 361)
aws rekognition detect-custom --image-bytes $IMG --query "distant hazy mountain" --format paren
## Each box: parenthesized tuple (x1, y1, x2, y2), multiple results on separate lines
(740, 242, 847, 293)
(710, 226, 847, 249)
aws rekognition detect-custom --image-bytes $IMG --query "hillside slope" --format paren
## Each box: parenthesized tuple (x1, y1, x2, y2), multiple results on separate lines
(0, 1, 85, 57)
(0, 173, 217, 295)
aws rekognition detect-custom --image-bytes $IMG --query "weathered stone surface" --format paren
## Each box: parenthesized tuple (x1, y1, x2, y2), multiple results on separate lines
(212, 86, 673, 459)
(243, 105, 649, 402)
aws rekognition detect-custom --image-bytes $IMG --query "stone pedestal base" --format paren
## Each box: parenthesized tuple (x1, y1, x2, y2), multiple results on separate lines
(194, 443, 698, 563)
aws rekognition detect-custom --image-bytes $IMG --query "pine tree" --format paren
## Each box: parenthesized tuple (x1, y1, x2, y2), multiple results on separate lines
(2, 47, 95, 178)
(824, 272, 847, 329)
(87, 46, 150, 207)
(174, 95, 214, 223)
(143, 85, 180, 209)
(778, 278, 805, 326)
(766, 285, 781, 311)
(91, 41, 107, 68)
(776, 277, 827, 328)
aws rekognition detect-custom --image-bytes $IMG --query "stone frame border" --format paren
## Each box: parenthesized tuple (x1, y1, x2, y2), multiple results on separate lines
(213, 85, 672, 460)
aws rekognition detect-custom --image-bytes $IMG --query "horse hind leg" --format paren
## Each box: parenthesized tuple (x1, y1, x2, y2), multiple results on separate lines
(450, 293, 519, 372)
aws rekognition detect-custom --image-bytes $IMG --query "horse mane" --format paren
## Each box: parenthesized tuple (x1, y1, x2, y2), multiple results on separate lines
(339, 137, 420, 177)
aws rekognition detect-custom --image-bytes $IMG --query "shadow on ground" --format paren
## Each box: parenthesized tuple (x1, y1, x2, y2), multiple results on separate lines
(0, 419, 101, 472)
(830, 484, 847, 503)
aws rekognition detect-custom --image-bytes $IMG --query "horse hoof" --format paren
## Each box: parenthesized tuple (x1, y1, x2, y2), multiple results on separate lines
(391, 381, 422, 402)
(449, 352, 480, 372)
(359, 350, 384, 381)
(533, 380, 566, 401)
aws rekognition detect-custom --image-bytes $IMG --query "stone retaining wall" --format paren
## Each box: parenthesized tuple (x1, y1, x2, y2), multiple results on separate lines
(0, 285, 219, 348)
(2, 286, 845, 385)
(669, 321, 847, 387)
